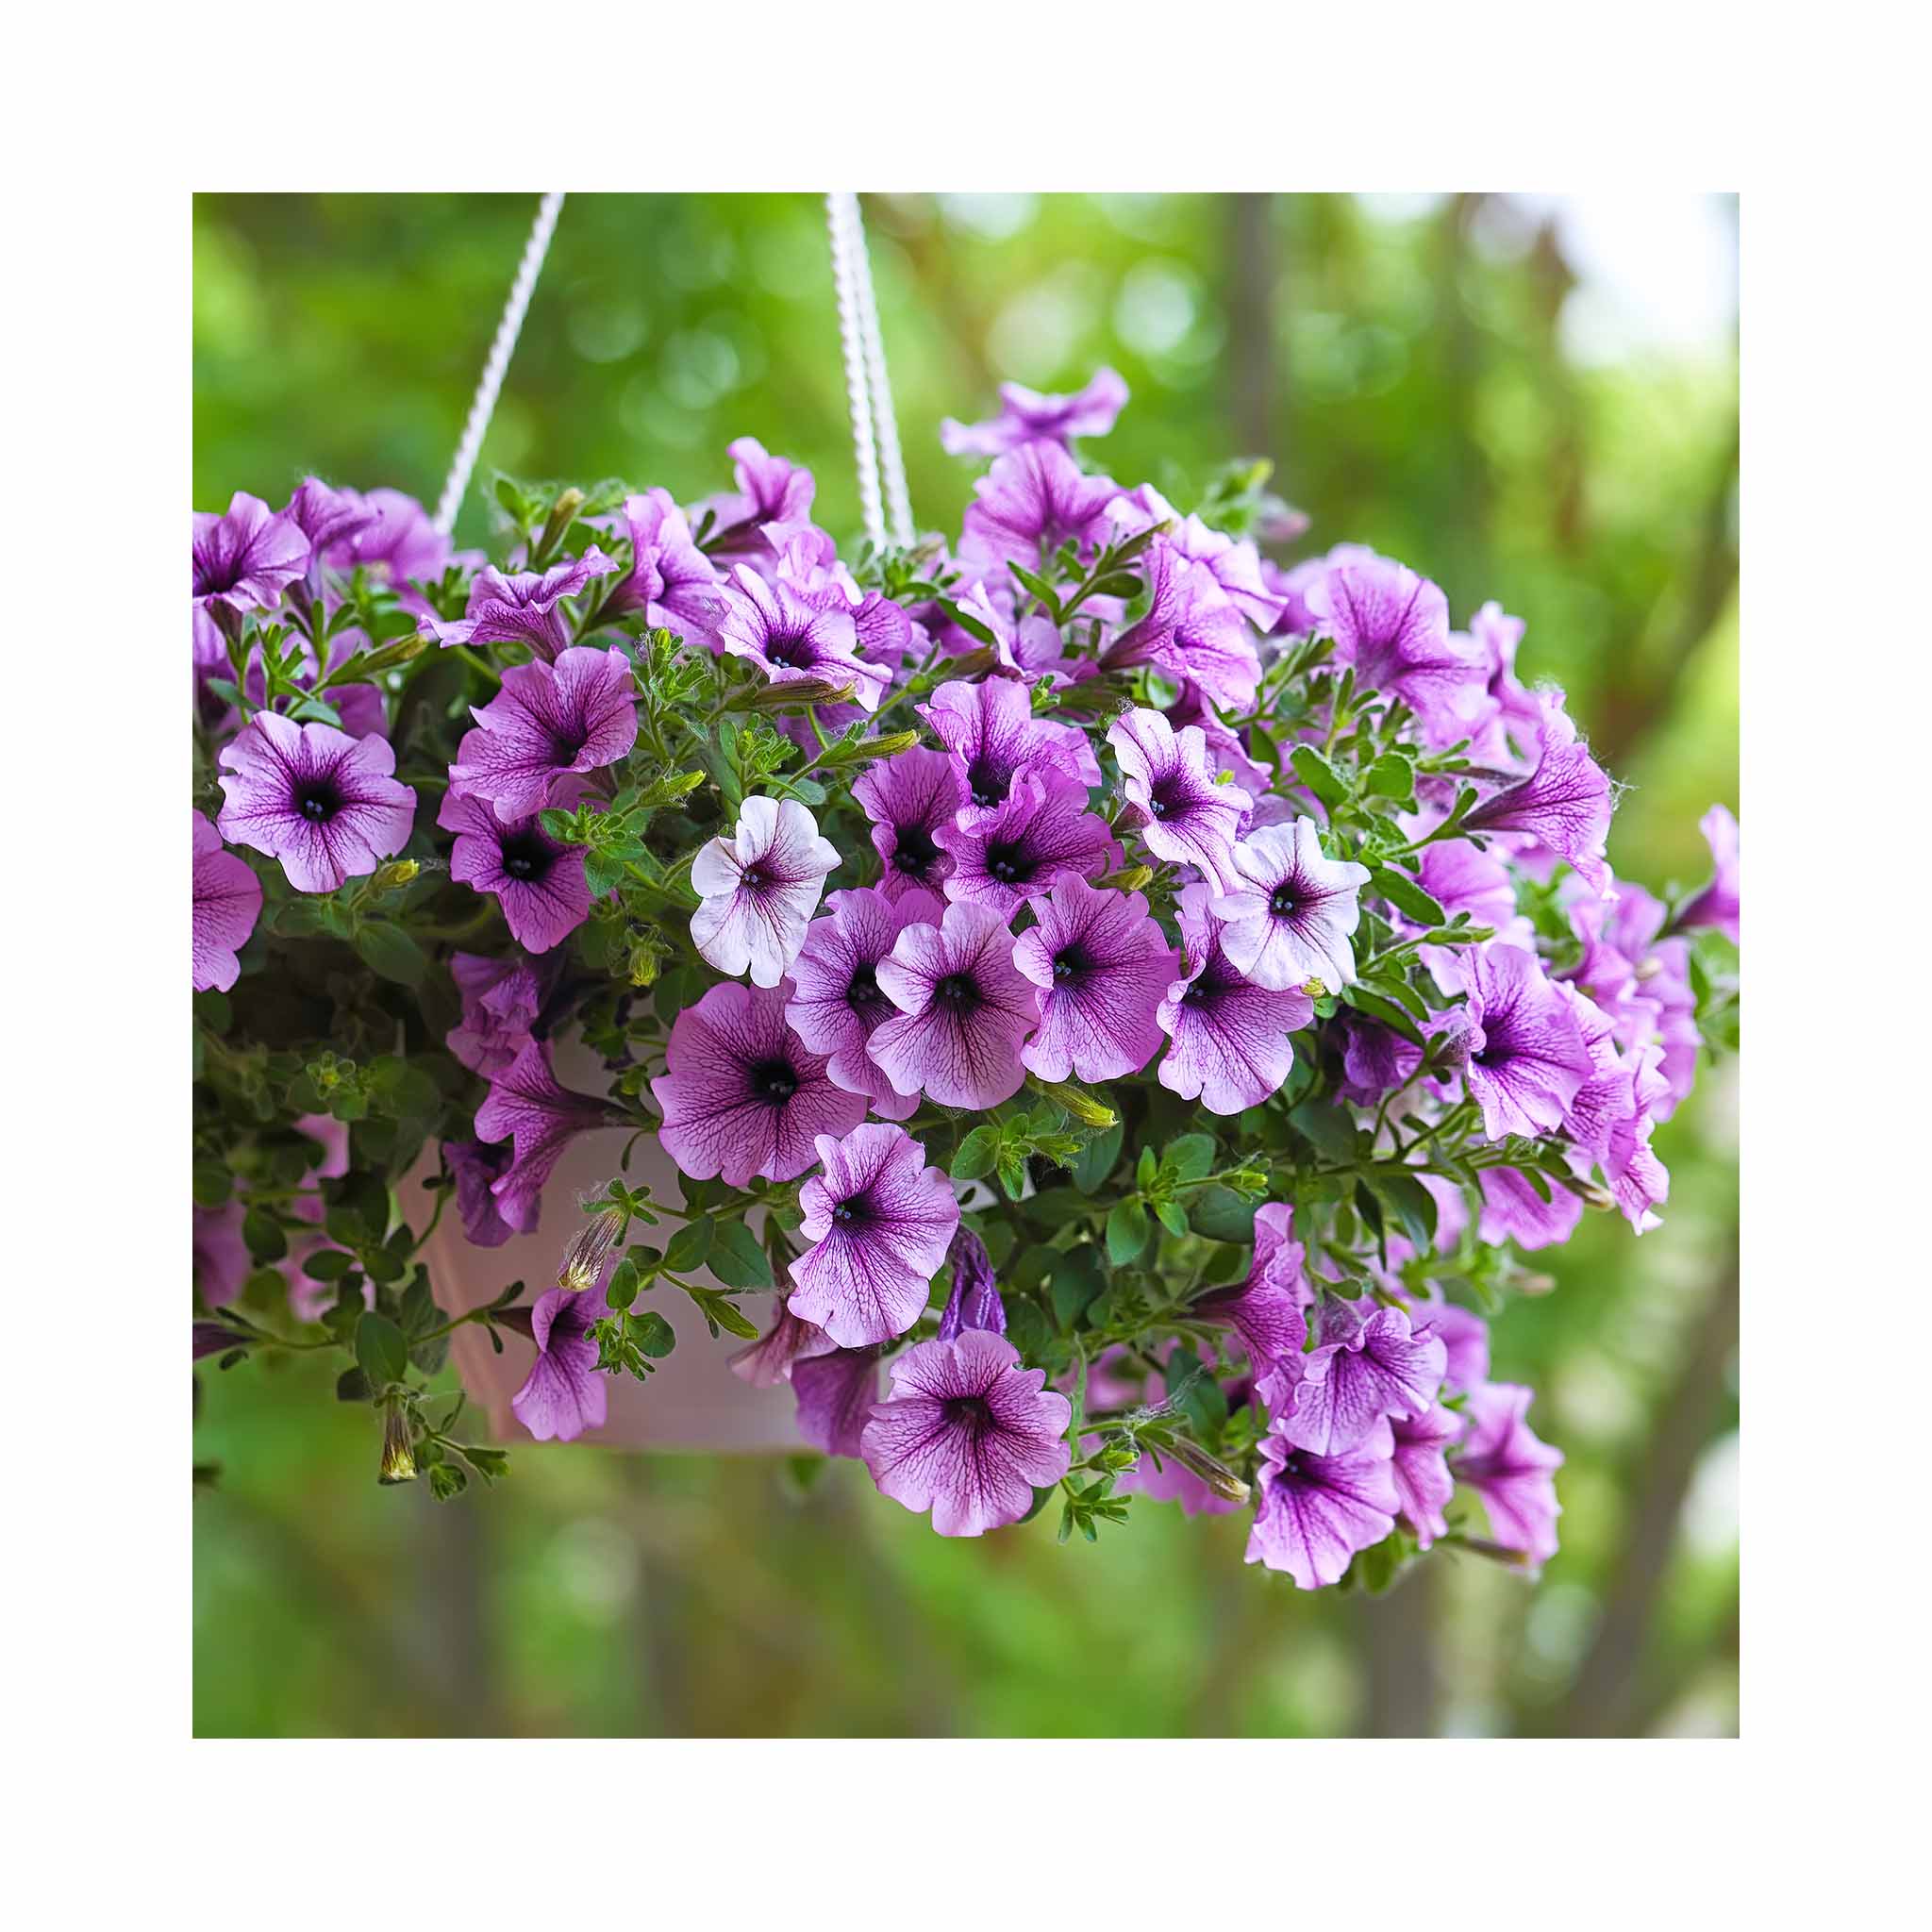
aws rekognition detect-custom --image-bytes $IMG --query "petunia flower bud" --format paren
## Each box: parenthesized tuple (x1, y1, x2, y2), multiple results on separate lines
(372, 858, 420, 891)
(377, 1395, 418, 1486)
(558, 1205, 625, 1293)
(1161, 1435, 1252, 1506)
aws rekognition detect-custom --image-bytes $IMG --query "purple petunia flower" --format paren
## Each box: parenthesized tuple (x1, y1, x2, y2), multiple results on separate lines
(216, 713, 416, 893)
(192, 491, 311, 665)
(1462, 691, 1613, 892)
(603, 490, 725, 645)
(869, 899, 1041, 1110)
(324, 487, 450, 588)
(650, 979, 867, 1188)
(941, 366, 1129, 457)
(953, 581, 1069, 684)
(510, 1287, 608, 1442)
(1453, 1381, 1564, 1564)
(1191, 1203, 1310, 1383)
(917, 675, 1098, 821)
(1107, 706, 1251, 888)
(1164, 678, 1272, 798)
(1306, 555, 1486, 744)
(792, 1345, 885, 1457)
(716, 566, 889, 710)
(439, 790, 591, 954)
(1677, 804, 1740, 943)
(1107, 484, 1287, 630)
(852, 746, 967, 901)
(861, 1330, 1074, 1538)
(193, 1201, 250, 1309)
(447, 645, 639, 823)
(1337, 1012, 1424, 1107)
(703, 437, 816, 554)
(429, 549, 618, 660)
(1011, 877, 1176, 1084)
(1274, 1301, 1447, 1457)
(443, 1137, 538, 1247)
(1245, 1417, 1400, 1591)
(691, 795, 841, 987)
(446, 953, 545, 1077)
(1103, 540, 1263, 714)
(192, 809, 261, 992)
(933, 770, 1119, 918)
(786, 885, 944, 1120)
(1458, 943, 1595, 1141)
(958, 440, 1121, 575)
(1211, 819, 1372, 993)
(1157, 885, 1313, 1115)
(786, 1124, 961, 1346)
(1390, 1404, 1463, 1550)
(729, 1302, 838, 1389)
(936, 1227, 1007, 1341)
(283, 476, 381, 564)
(474, 1041, 620, 1230)
(1476, 1165, 1584, 1251)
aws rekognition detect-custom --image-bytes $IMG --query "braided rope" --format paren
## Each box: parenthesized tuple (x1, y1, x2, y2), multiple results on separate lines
(824, 191, 887, 552)
(846, 198, 914, 547)
(433, 192, 566, 538)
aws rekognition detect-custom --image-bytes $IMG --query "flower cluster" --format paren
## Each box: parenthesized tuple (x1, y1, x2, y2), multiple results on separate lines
(191, 379, 1739, 1582)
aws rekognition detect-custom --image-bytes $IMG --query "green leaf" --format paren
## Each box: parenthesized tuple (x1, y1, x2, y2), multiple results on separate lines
(1190, 1184, 1259, 1244)
(1371, 866, 1447, 927)
(687, 1285, 760, 1340)
(1290, 1100, 1357, 1165)
(1154, 1199, 1190, 1238)
(354, 920, 427, 989)
(631, 1310, 677, 1357)
(1163, 1132, 1216, 1183)
(1070, 1120, 1124, 1195)
(1372, 1173, 1439, 1254)
(1289, 744, 1349, 810)
(662, 1219, 713, 1274)
(1106, 1197, 1151, 1267)
(707, 1222, 774, 1291)
(951, 1125, 1001, 1181)
(606, 1257, 641, 1310)
(242, 1206, 288, 1263)
(428, 1463, 469, 1501)
(1050, 1246, 1108, 1332)
(1363, 752, 1418, 803)
(1341, 984, 1425, 1048)
(192, 1161, 232, 1209)
(354, 1312, 409, 1389)
(335, 1367, 373, 1404)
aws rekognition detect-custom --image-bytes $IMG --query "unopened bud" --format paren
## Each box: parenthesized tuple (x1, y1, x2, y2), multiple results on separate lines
(1163, 1436, 1252, 1507)
(1097, 864, 1154, 892)
(1575, 1181, 1617, 1212)
(373, 858, 420, 891)
(1302, 977, 1329, 1001)
(559, 1206, 626, 1292)
(377, 1395, 418, 1486)
(735, 675, 859, 712)
(535, 488, 586, 558)
(1031, 1078, 1118, 1132)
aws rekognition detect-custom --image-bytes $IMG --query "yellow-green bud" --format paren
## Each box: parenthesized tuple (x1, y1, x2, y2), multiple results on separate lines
(377, 1396, 418, 1486)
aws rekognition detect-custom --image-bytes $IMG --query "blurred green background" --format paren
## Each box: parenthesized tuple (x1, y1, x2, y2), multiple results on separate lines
(192, 192, 1739, 1738)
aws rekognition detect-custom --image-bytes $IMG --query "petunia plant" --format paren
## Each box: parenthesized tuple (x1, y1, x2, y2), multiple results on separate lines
(192, 374, 1740, 1587)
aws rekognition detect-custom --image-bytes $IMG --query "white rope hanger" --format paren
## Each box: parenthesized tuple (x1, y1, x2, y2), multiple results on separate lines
(825, 192, 914, 551)
(433, 192, 566, 538)
(432, 191, 911, 556)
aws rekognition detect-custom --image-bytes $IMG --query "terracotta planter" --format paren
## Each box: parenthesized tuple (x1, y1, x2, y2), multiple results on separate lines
(420, 1038, 803, 1452)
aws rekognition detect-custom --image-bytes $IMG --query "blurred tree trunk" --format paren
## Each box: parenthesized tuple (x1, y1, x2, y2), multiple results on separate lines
(1358, 1560, 1440, 1736)
(408, 1491, 503, 1736)
(1550, 1245, 1740, 1737)
(1227, 194, 1278, 463)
